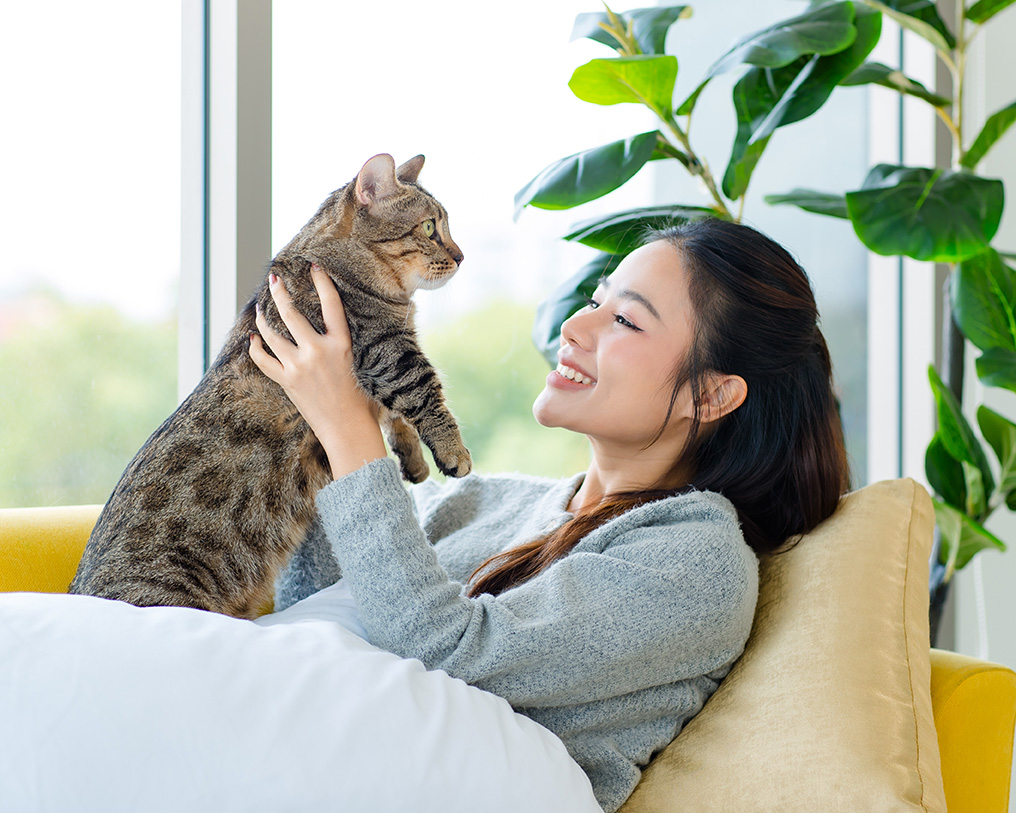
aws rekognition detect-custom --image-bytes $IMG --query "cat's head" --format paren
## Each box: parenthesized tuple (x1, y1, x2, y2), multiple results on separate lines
(301, 154, 464, 300)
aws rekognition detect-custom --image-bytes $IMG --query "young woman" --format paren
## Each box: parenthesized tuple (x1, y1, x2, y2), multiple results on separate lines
(248, 217, 849, 813)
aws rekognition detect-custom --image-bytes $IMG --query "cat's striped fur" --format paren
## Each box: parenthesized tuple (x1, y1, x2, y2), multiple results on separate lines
(69, 154, 469, 618)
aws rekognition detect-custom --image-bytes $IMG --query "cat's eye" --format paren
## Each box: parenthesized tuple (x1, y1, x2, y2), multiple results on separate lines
(422, 219, 436, 237)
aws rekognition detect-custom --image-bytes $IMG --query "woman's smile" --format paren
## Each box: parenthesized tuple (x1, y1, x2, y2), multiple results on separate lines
(550, 361, 596, 388)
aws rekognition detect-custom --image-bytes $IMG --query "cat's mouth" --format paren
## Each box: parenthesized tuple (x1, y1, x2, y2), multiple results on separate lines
(415, 264, 460, 291)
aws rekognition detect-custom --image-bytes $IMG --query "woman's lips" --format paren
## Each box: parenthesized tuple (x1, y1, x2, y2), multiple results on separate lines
(547, 362, 596, 390)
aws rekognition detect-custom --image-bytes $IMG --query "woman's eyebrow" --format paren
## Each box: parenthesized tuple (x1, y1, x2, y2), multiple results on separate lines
(599, 277, 662, 321)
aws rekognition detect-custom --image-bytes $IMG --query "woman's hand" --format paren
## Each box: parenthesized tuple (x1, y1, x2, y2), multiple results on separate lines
(249, 264, 388, 479)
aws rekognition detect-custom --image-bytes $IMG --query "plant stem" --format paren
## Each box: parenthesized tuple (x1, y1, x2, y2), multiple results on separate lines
(659, 113, 733, 218)
(942, 2, 967, 406)
(935, 106, 962, 147)
(952, 1, 967, 166)
(942, 266, 966, 405)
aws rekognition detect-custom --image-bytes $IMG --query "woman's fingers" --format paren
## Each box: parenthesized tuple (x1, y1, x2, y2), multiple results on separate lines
(253, 302, 289, 362)
(248, 331, 283, 381)
(249, 264, 352, 386)
(268, 272, 317, 346)
(311, 264, 352, 344)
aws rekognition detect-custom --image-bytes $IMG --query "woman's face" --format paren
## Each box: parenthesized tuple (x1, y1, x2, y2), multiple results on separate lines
(533, 239, 698, 453)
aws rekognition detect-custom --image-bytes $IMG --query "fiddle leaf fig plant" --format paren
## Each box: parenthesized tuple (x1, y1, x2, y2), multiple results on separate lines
(517, 0, 882, 363)
(765, 0, 1016, 598)
(516, 0, 1015, 636)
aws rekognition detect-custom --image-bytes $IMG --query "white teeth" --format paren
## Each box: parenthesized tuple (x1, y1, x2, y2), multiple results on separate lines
(556, 363, 594, 385)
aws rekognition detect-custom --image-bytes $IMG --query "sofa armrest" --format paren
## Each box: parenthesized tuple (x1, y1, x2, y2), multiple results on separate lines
(931, 647, 1016, 813)
(0, 505, 102, 593)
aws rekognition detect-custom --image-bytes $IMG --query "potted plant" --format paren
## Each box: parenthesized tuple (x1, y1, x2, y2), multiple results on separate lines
(515, 0, 1015, 642)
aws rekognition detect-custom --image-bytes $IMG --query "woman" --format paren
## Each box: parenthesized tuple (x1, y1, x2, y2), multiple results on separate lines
(248, 217, 849, 812)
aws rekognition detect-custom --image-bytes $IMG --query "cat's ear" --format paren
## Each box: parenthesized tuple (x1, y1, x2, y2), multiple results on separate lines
(355, 154, 399, 207)
(396, 154, 425, 184)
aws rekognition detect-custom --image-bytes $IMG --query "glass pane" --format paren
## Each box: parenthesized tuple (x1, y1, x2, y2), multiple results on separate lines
(0, 3, 181, 507)
(272, 0, 868, 482)
(273, 0, 656, 479)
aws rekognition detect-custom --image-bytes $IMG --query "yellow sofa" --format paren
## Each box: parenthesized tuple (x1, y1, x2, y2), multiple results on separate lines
(2, 480, 1015, 812)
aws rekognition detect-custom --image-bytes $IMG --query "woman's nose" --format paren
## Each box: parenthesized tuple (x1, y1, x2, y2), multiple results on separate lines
(560, 306, 593, 348)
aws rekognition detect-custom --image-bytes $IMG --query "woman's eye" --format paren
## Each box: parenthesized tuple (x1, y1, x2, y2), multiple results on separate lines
(422, 219, 436, 237)
(583, 296, 599, 310)
(614, 314, 638, 329)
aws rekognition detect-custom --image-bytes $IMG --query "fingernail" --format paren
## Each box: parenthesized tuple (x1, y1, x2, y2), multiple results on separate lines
(310, 263, 321, 272)
(268, 273, 279, 286)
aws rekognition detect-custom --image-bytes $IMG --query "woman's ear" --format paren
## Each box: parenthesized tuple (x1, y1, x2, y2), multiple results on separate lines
(699, 373, 747, 424)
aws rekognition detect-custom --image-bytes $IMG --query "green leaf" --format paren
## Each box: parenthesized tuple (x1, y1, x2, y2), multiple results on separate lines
(951, 248, 1016, 352)
(978, 404, 1016, 497)
(932, 498, 1007, 576)
(675, 80, 708, 116)
(961, 100, 1016, 169)
(684, 1, 857, 119)
(571, 5, 693, 55)
(779, 4, 882, 123)
(976, 347, 1016, 392)
(723, 134, 771, 201)
(563, 204, 717, 254)
(680, 2, 864, 119)
(841, 61, 952, 106)
(932, 498, 962, 574)
(966, 0, 1016, 24)
(860, 0, 955, 52)
(723, 57, 817, 199)
(722, 5, 880, 200)
(845, 165, 1005, 262)
(513, 131, 660, 219)
(926, 432, 968, 508)
(706, 2, 857, 79)
(650, 135, 692, 168)
(569, 56, 678, 115)
(961, 460, 988, 517)
(532, 253, 624, 366)
(765, 188, 850, 218)
(928, 364, 996, 496)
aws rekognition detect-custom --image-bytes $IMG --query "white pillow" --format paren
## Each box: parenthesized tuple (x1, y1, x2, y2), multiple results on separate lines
(0, 592, 599, 813)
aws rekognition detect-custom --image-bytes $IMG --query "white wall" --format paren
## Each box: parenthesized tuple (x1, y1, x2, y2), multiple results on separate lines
(948, 7, 1016, 810)
(951, 3, 1016, 677)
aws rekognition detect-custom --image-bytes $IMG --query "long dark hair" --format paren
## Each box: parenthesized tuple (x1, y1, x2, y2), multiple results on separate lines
(468, 218, 849, 597)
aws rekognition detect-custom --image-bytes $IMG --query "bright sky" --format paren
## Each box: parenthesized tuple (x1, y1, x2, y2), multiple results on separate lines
(0, 2, 182, 319)
(1, 0, 870, 332)
(0, 0, 653, 324)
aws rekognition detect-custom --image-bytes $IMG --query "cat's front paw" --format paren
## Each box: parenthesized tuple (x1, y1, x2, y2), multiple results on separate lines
(434, 446, 472, 479)
(399, 451, 431, 484)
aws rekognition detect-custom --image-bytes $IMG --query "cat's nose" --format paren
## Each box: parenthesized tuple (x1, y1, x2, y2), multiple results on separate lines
(452, 250, 464, 266)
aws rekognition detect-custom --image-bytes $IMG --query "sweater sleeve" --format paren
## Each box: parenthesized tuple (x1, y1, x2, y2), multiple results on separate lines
(316, 457, 757, 709)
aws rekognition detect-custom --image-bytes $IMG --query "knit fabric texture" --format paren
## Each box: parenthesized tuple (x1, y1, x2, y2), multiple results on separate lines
(276, 457, 758, 812)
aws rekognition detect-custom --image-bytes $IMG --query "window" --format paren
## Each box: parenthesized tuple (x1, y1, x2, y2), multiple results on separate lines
(272, 0, 659, 478)
(0, 2, 181, 506)
(271, 0, 871, 481)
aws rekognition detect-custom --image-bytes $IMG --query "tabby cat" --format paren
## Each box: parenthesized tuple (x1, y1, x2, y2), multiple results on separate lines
(69, 153, 469, 619)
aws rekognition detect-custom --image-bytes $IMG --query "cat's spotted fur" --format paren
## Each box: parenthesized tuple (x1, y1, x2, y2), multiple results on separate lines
(69, 154, 469, 618)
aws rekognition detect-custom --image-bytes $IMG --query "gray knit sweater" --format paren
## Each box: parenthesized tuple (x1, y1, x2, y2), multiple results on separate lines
(275, 457, 758, 813)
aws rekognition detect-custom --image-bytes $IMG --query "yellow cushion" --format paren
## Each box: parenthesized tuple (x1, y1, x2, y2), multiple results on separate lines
(620, 478, 947, 812)
(930, 648, 1016, 812)
(0, 505, 101, 593)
